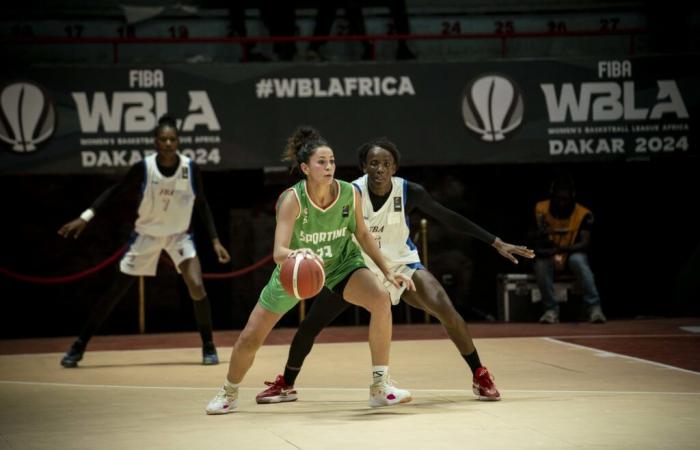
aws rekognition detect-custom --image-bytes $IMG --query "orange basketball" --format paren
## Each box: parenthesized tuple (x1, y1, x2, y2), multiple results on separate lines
(279, 252, 325, 299)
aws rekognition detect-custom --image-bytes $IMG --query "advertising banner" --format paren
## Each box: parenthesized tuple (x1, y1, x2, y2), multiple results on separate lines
(1, 56, 696, 174)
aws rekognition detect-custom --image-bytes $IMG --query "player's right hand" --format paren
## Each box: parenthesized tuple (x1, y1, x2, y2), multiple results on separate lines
(57, 218, 88, 239)
(288, 248, 324, 265)
(386, 272, 416, 291)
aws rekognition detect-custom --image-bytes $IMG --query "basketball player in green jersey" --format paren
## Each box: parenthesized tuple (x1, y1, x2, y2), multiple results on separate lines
(206, 127, 415, 414)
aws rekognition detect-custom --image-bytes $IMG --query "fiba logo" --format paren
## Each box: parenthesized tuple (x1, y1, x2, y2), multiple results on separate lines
(0, 82, 56, 153)
(462, 74, 523, 142)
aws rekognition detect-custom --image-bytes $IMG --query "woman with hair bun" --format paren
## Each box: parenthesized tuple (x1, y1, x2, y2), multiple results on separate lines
(205, 126, 415, 415)
(258, 137, 535, 404)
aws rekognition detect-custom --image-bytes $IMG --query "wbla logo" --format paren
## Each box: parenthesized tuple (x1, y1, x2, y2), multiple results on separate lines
(0, 82, 56, 153)
(462, 74, 523, 142)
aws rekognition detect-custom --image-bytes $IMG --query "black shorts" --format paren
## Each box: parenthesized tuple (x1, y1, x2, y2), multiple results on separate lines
(329, 267, 365, 298)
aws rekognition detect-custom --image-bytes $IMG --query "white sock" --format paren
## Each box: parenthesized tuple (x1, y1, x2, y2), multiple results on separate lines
(224, 380, 240, 392)
(372, 365, 389, 383)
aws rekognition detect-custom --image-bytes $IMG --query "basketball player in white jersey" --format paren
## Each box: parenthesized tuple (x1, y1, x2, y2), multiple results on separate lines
(57, 115, 230, 367)
(256, 137, 534, 404)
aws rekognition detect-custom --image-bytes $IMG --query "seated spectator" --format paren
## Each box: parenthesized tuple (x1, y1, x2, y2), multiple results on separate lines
(533, 174, 606, 324)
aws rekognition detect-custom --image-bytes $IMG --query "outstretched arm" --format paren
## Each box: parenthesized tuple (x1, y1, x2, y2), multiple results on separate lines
(407, 181, 534, 264)
(57, 162, 144, 239)
(406, 181, 496, 244)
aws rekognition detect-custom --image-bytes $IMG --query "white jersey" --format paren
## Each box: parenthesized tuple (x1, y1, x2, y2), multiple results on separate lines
(352, 174, 420, 273)
(134, 153, 196, 237)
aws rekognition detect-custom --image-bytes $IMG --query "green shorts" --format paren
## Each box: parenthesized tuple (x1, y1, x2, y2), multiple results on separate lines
(258, 252, 366, 315)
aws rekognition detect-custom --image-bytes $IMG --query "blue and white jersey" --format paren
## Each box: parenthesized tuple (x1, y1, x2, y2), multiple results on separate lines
(352, 174, 420, 272)
(135, 153, 195, 237)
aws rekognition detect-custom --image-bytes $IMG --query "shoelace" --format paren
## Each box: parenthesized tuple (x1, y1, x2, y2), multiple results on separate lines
(217, 386, 237, 400)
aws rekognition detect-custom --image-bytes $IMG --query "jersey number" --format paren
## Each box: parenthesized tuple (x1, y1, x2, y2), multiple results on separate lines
(315, 245, 333, 259)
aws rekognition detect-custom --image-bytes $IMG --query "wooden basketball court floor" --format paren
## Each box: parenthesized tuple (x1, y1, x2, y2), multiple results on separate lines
(1, 319, 699, 450)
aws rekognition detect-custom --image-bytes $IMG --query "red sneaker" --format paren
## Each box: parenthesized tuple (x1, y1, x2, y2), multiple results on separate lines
(255, 375, 298, 404)
(473, 367, 501, 401)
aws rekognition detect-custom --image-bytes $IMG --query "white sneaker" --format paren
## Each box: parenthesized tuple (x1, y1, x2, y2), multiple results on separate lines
(589, 305, 607, 324)
(369, 379, 412, 407)
(539, 309, 559, 324)
(205, 386, 239, 415)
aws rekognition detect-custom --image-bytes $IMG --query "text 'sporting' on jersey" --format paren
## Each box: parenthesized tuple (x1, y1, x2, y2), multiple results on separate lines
(0, 81, 56, 153)
(462, 74, 524, 142)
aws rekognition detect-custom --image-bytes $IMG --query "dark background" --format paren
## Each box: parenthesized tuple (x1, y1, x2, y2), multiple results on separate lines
(1, 0, 699, 338)
(2, 157, 698, 338)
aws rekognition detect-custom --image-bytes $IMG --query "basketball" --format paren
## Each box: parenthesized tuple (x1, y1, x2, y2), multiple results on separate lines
(279, 252, 325, 299)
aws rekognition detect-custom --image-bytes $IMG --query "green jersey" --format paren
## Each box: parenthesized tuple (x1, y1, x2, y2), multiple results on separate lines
(258, 179, 366, 314)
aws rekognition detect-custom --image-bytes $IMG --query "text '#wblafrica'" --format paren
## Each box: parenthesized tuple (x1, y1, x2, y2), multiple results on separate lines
(255, 76, 416, 99)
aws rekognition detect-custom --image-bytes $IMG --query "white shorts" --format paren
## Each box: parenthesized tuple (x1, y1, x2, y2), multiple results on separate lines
(120, 232, 197, 276)
(373, 263, 418, 305)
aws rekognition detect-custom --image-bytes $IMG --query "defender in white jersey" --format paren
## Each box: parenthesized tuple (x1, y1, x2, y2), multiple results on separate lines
(353, 174, 419, 305)
(57, 116, 231, 368)
(257, 137, 535, 404)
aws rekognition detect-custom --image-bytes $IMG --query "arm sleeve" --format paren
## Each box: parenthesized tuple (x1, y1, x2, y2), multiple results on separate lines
(406, 181, 497, 245)
(192, 164, 219, 241)
(89, 162, 144, 213)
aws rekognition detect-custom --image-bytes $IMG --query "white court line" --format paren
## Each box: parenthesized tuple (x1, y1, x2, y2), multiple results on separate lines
(546, 333, 699, 339)
(1, 380, 699, 396)
(680, 326, 700, 333)
(1, 334, 698, 358)
(543, 337, 700, 376)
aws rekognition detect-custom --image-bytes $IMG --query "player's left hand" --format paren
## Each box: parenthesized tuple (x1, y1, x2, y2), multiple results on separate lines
(492, 237, 535, 264)
(212, 239, 231, 264)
